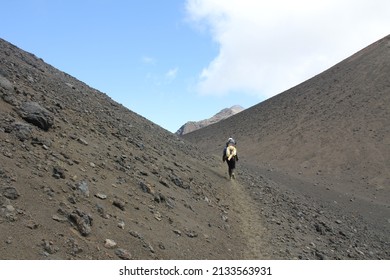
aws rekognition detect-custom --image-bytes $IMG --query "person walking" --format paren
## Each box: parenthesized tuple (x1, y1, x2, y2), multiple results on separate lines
(222, 138, 238, 180)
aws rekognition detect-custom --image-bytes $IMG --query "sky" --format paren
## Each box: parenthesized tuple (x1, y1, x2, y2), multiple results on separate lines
(1, 0, 389, 132)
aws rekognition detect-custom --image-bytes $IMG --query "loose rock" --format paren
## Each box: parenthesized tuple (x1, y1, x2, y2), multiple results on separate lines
(104, 239, 117, 249)
(69, 209, 93, 236)
(115, 248, 132, 260)
(113, 199, 126, 211)
(2, 186, 20, 200)
(19, 101, 54, 131)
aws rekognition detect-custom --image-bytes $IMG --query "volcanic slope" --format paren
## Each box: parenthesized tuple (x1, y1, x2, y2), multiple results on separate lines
(185, 35, 390, 258)
(1, 36, 389, 261)
(0, 38, 273, 260)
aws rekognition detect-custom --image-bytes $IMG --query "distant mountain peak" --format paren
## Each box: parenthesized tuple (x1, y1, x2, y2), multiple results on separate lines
(230, 105, 245, 111)
(176, 105, 244, 135)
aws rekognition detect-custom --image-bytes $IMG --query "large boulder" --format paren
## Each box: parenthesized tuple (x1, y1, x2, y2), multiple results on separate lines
(19, 102, 54, 131)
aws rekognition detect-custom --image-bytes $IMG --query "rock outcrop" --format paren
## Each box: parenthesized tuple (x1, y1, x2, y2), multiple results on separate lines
(176, 105, 244, 135)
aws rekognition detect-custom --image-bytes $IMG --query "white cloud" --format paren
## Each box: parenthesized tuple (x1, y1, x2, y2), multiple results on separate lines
(141, 56, 155, 64)
(165, 67, 179, 81)
(186, 0, 390, 98)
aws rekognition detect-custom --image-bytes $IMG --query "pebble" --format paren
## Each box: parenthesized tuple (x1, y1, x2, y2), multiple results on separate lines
(154, 211, 162, 221)
(115, 248, 132, 260)
(117, 221, 125, 229)
(77, 138, 89, 145)
(52, 215, 68, 223)
(113, 200, 126, 211)
(104, 239, 117, 249)
(95, 193, 107, 200)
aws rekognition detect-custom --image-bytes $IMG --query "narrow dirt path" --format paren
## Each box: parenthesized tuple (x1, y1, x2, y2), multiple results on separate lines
(230, 179, 269, 259)
(218, 164, 269, 259)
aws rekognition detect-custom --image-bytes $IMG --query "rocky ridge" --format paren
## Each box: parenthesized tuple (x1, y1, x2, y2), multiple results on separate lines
(176, 105, 244, 135)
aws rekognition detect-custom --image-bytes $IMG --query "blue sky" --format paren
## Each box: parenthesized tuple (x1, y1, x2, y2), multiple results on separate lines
(1, 0, 389, 132)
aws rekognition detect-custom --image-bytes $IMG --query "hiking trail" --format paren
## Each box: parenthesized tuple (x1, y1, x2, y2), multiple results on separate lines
(220, 165, 269, 259)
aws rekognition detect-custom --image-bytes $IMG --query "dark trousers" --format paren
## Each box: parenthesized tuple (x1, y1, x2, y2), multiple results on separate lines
(226, 158, 236, 178)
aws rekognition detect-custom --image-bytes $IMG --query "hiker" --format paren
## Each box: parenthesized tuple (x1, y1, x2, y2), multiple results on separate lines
(222, 138, 238, 179)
